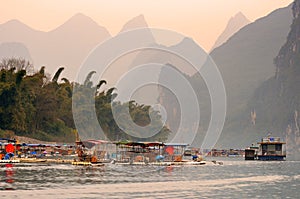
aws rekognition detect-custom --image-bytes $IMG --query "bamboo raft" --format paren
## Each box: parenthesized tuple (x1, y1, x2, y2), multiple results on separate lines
(12, 158, 73, 164)
(71, 161, 104, 166)
(0, 159, 20, 163)
(114, 161, 206, 166)
(1, 158, 208, 166)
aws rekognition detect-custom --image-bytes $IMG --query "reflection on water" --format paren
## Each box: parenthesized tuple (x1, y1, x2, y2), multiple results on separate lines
(3, 164, 14, 190)
(0, 158, 299, 198)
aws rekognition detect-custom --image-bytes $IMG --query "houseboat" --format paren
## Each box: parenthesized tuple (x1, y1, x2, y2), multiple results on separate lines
(244, 145, 259, 160)
(245, 136, 286, 161)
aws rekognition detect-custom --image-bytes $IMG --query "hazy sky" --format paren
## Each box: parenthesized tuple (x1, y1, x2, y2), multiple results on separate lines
(0, 0, 293, 51)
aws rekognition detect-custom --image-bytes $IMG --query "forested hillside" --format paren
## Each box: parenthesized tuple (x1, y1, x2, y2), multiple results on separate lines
(0, 58, 170, 142)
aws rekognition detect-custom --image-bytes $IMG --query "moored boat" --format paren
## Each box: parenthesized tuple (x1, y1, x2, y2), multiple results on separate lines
(245, 136, 286, 161)
(257, 137, 286, 161)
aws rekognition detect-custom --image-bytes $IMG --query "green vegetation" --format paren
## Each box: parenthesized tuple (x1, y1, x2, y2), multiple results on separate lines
(73, 71, 170, 142)
(0, 58, 170, 143)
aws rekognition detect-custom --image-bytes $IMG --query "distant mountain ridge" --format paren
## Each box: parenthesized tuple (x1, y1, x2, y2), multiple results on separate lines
(119, 14, 150, 33)
(210, 3, 293, 120)
(211, 12, 251, 51)
(0, 13, 111, 79)
(239, 0, 300, 159)
(0, 13, 160, 80)
(112, 4, 294, 147)
(0, 42, 32, 61)
(156, 3, 294, 148)
(210, 3, 294, 148)
(0, 7, 296, 149)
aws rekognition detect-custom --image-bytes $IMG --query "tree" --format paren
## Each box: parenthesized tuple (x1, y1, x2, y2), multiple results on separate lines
(0, 59, 169, 143)
(52, 67, 64, 83)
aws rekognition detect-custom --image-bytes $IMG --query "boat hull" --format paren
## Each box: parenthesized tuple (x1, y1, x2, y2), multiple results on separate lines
(257, 155, 285, 161)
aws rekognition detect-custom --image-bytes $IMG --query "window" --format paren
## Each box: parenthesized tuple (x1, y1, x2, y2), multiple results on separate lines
(275, 144, 282, 151)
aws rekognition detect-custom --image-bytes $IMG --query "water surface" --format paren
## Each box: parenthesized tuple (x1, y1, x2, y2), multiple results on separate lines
(0, 158, 299, 198)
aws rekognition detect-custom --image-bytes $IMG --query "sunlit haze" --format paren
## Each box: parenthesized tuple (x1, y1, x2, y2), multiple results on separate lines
(0, 0, 293, 51)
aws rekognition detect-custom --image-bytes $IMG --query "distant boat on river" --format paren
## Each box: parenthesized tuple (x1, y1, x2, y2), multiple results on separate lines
(245, 136, 286, 161)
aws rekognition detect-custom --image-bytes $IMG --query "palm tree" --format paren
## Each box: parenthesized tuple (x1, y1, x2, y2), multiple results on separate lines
(52, 67, 64, 83)
(84, 71, 96, 87)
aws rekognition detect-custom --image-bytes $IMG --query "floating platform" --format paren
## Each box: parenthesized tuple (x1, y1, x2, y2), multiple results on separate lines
(72, 161, 91, 166)
(16, 158, 73, 164)
(72, 161, 104, 166)
(45, 159, 73, 164)
(18, 158, 47, 163)
(114, 162, 171, 166)
(0, 159, 20, 163)
(114, 161, 206, 166)
(257, 155, 286, 161)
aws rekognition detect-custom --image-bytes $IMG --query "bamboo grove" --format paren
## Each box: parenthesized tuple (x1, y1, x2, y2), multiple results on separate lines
(0, 58, 170, 142)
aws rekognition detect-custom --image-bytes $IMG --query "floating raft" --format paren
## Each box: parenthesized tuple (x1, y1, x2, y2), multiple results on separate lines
(179, 161, 206, 165)
(16, 158, 73, 164)
(0, 159, 20, 163)
(72, 161, 91, 166)
(18, 158, 47, 163)
(115, 162, 171, 166)
(45, 159, 73, 164)
(72, 161, 104, 166)
(114, 161, 206, 166)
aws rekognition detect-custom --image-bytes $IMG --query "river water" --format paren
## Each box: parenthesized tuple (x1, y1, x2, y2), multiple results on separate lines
(0, 157, 299, 198)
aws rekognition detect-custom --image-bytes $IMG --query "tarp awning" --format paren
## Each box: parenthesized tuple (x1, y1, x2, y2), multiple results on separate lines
(82, 140, 111, 149)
